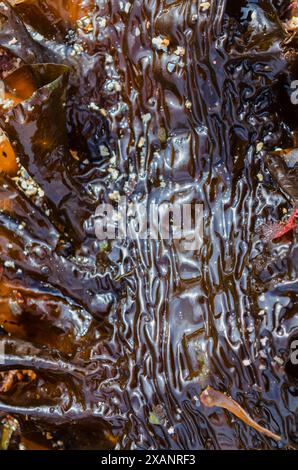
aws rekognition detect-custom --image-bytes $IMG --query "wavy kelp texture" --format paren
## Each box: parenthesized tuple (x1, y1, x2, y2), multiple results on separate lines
(0, 0, 297, 450)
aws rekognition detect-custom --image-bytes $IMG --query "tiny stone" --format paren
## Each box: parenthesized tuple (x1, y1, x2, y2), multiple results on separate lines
(257, 173, 264, 182)
(152, 36, 170, 52)
(100, 145, 110, 157)
(109, 191, 121, 202)
(200, 1, 210, 11)
(142, 113, 151, 124)
(273, 356, 284, 366)
(242, 358, 251, 366)
(260, 337, 268, 347)
(98, 18, 107, 28)
(124, 2, 131, 14)
(167, 62, 175, 74)
(174, 46, 185, 56)
(89, 102, 100, 111)
(158, 127, 167, 143)
(256, 142, 264, 152)
(138, 136, 145, 148)
(4, 260, 15, 269)
(8, 37, 18, 45)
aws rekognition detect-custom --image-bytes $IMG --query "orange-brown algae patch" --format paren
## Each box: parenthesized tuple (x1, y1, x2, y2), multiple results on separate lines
(200, 386, 282, 442)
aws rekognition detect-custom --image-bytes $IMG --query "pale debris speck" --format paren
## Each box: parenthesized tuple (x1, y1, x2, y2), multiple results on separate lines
(242, 358, 252, 367)
(89, 102, 100, 111)
(138, 136, 145, 148)
(70, 43, 84, 56)
(259, 350, 267, 359)
(142, 113, 151, 124)
(26, 186, 38, 196)
(273, 356, 284, 366)
(0, 98, 14, 110)
(257, 173, 264, 182)
(152, 36, 170, 52)
(167, 62, 175, 74)
(109, 191, 121, 202)
(0, 129, 7, 145)
(174, 46, 185, 56)
(100, 145, 110, 157)
(77, 15, 93, 32)
(8, 37, 18, 45)
(200, 1, 210, 11)
(98, 18, 107, 28)
(260, 337, 268, 347)
(124, 2, 131, 13)
(284, 16, 298, 31)
(108, 167, 119, 180)
(256, 142, 264, 153)
(105, 54, 113, 65)
(4, 260, 15, 269)
(110, 154, 117, 165)
(120, 1, 131, 13)
(106, 80, 121, 92)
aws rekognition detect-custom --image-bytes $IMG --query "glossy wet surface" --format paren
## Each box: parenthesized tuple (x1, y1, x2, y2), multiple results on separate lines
(0, 0, 297, 450)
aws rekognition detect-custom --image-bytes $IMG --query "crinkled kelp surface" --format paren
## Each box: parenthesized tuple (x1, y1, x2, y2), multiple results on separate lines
(0, 0, 297, 450)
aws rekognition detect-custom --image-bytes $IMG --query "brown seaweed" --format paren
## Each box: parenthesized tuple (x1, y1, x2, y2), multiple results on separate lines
(200, 386, 281, 441)
(0, 0, 297, 451)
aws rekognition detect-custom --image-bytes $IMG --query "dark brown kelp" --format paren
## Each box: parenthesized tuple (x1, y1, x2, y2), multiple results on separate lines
(0, 0, 297, 450)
